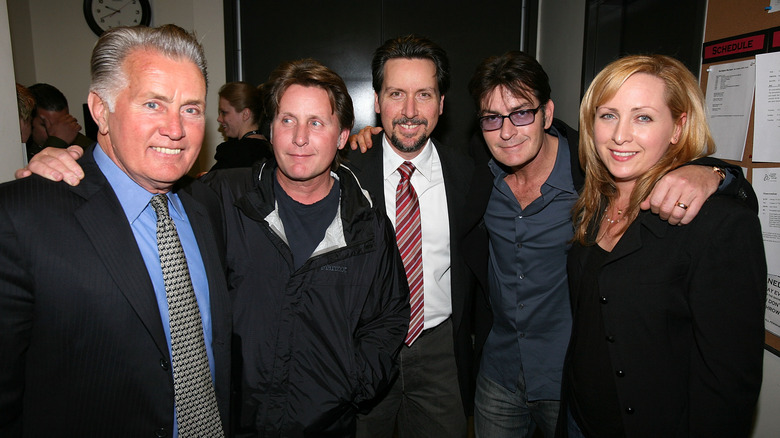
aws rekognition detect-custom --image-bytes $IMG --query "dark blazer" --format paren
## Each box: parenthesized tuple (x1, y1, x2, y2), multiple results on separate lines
(343, 134, 477, 414)
(0, 146, 231, 437)
(563, 196, 765, 437)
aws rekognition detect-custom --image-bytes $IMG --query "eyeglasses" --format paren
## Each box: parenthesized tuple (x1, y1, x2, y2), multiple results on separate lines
(478, 104, 544, 131)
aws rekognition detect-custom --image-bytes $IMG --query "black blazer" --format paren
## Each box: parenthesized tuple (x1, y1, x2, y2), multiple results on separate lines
(563, 196, 765, 437)
(343, 134, 478, 414)
(0, 146, 231, 437)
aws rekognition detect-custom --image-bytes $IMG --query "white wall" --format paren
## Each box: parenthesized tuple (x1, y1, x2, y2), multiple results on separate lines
(4, 0, 225, 177)
(0, 0, 24, 182)
(754, 350, 780, 437)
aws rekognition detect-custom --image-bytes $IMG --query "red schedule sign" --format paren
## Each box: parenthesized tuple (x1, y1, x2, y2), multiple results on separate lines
(704, 34, 766, 61)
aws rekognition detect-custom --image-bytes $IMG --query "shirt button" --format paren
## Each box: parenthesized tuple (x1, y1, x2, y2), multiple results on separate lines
(516, 242, 522, 248)
(625, 407, 635, 415)
(600, 296, 608, 304)
(155, 428, 168, 437)
(616, 370, 625, 377)
(519, 332, 525, 338)
(519, 304, 525, 310)
(519, 274, 525, 280)
(606, 335, 615, 343)
(159, 358, 169, 371)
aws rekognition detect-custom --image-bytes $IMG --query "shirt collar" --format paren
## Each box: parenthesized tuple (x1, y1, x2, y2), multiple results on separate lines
(93, 145, 186, 224)
(382, 135, 435, 182)
(487, 123, 576, 194)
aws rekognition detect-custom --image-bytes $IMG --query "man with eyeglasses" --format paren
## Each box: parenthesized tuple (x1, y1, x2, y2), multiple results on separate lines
(462, 51, 753, 437)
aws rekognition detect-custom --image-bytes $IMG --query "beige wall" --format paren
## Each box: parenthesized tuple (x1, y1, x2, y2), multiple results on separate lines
(3, 0, 225, 179)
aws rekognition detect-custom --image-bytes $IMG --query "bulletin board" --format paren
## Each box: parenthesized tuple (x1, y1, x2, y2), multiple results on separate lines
(699, 0, 780, 355)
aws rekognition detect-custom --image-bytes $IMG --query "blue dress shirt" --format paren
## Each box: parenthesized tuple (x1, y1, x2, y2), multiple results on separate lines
(479, 125, 578, 402)
(94, 146, 214, 437)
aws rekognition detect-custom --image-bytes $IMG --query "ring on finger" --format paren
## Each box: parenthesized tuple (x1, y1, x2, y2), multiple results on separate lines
(676, 202, 689, 210)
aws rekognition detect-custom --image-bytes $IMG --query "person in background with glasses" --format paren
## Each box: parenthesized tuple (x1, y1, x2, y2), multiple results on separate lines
(461, 50, 754, 438)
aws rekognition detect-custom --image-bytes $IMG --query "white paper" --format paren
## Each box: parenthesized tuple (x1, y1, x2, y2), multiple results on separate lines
(771, 0, 780, 14)
(753, 168, 780, 334)
(705, 60, 755, 161)
(754, 52, 780, 162)
(768, 275, 780, 337)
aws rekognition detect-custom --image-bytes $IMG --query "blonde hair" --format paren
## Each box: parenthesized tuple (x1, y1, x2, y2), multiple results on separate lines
(573, 54, 715, 244)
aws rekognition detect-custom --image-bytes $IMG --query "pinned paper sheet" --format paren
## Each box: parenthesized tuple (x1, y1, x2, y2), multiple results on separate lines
(753, 52, 780, 162)
(755, 167, 780, 335)
(705, 59, 755, 161)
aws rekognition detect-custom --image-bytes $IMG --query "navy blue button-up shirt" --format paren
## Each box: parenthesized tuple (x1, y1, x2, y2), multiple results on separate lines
(480, 125, 578, 401)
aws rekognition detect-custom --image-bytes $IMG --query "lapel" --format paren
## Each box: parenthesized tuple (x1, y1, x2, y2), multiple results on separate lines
(178, 188, 229, 339)
(434, 138, 469, 213)
(342, 133, 387, 206)
(70, 152, 169, 358)
(605, 211, 670, 266)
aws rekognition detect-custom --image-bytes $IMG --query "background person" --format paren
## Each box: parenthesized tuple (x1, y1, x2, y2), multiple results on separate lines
(26, 83, 93, 160)
(210, 81, 272, 170)
(16, 83, 34, 143)
(562, 54, 765, 438)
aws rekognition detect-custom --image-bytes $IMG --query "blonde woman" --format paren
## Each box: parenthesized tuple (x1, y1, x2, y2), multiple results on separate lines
(562, 55, 765, 437)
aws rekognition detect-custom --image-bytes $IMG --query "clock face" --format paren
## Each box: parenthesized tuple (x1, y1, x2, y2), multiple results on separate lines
(85, 0, 151, 36)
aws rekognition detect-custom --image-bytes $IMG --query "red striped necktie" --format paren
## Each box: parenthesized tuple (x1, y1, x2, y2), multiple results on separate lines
(396, 161, 424, 346)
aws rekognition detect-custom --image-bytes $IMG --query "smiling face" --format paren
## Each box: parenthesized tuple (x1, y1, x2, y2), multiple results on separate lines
(271, 84, 348, 187)
(480, 85, 554, 172)
(594, 73, 684, 188)
(216, 97, 244, 138)
(375, 58, 443, 159)
(90, 48, 206, 193)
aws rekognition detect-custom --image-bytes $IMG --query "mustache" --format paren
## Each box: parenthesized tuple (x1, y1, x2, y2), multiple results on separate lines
(393, 117, 428, 127)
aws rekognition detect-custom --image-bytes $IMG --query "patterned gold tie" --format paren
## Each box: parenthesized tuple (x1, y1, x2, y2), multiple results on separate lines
(150, 194, 224, 438)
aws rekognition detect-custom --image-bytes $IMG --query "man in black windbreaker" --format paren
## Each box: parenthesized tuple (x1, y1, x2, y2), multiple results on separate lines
(203, 59, 410, 437)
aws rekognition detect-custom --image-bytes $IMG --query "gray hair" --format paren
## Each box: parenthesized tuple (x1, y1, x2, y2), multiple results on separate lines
(90, 24, 207, 111)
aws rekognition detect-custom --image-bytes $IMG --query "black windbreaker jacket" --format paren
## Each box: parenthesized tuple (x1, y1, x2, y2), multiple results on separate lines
(203, 160, 410, 437)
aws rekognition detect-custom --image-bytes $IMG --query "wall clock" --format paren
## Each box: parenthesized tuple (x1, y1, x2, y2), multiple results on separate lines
(83, 0, 152, 37)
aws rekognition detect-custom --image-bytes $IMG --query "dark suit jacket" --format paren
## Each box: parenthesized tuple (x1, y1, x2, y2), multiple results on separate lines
(563, 196, 765, 437)
(0, 145, 231, 437)
(343, 134, 477, 414)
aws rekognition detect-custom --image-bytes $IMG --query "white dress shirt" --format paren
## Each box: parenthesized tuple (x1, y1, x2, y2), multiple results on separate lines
(382, 136, 452, 330)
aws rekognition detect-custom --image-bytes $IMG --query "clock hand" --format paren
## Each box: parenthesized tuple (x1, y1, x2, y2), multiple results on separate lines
(100, 2, 132, 21)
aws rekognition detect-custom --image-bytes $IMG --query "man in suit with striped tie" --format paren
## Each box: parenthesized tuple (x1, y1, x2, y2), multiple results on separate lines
(345, 35, 477, 438)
